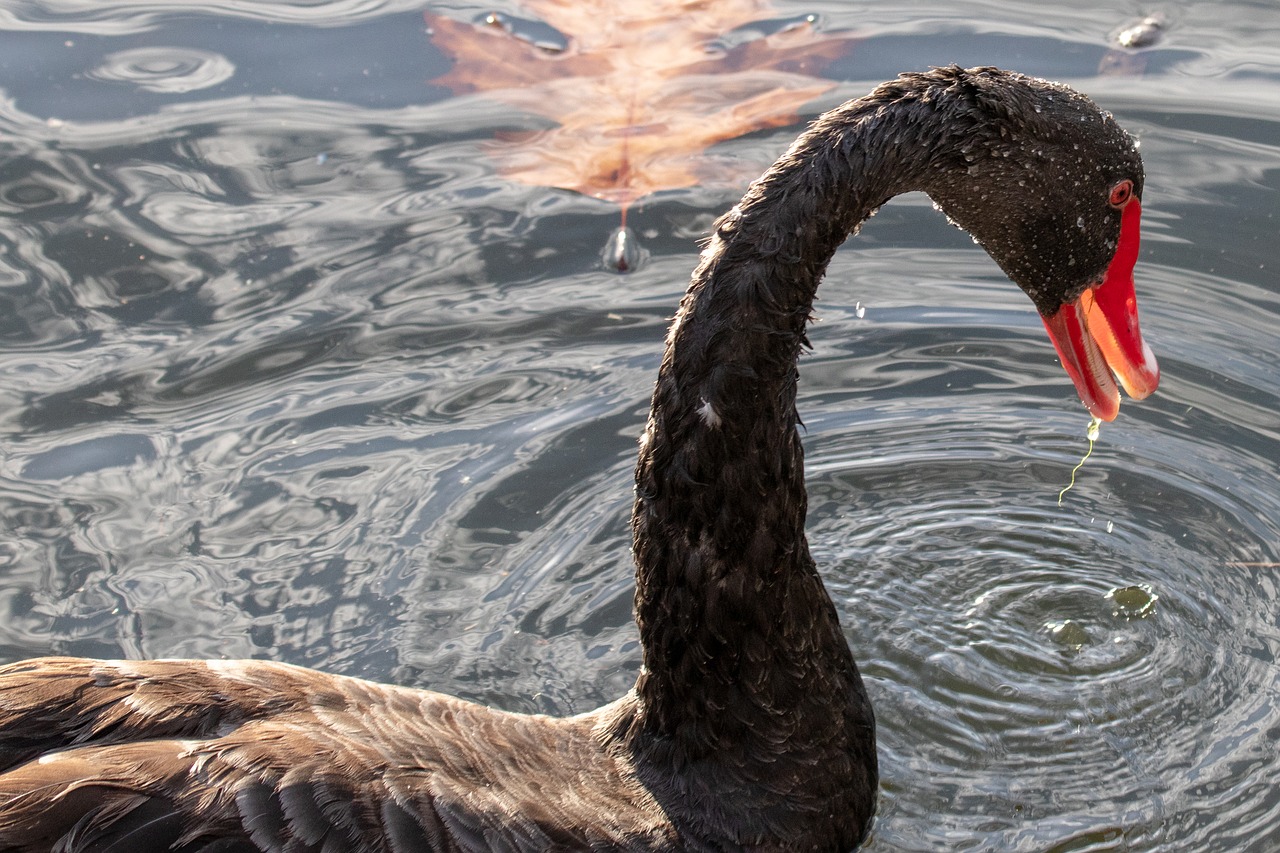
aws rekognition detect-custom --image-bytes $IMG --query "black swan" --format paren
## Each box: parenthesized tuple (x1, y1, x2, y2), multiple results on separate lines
(0, 66, 1158, 852)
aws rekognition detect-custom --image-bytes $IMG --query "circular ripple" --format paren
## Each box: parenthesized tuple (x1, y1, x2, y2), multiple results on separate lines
(88, 47, 235, 94)
(802, 407, 1280, 851)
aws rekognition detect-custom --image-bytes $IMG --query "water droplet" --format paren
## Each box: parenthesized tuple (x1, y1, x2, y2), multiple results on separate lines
(855, 301, 865, 319)
(601, 225, 648, 273)
(1106, 520, 1114, 533)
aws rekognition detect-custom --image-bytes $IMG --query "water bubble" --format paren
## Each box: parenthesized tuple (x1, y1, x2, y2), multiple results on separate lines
(1115, 14, 1166, 49)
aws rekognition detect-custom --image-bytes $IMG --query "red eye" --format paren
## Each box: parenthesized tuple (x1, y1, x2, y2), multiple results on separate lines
(1109, 179, 1134, 208)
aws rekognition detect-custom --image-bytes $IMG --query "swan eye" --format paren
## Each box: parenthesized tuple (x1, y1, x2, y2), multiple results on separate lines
(1108, 179, 1134, 208)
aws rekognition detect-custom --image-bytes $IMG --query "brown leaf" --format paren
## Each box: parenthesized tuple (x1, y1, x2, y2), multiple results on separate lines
(425, 0, 859, 207)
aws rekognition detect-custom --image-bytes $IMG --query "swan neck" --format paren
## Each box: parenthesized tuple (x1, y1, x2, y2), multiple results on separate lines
(623, 98, 943, 768)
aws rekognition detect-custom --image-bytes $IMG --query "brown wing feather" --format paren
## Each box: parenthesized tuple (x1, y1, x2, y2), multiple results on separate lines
(0, 657, 675, 852)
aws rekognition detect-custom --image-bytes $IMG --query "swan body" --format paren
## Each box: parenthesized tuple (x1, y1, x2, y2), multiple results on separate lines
(0, 67, 1157, 852)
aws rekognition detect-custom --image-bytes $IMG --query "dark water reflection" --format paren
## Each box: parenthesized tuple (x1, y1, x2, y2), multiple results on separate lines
(1, 1, 1279, 850)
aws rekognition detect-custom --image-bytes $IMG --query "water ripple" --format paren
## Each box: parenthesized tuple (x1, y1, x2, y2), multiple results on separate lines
(0, 1, 426, 33)
(805, 391, 1280, 850)
(87, 46, 234, 93)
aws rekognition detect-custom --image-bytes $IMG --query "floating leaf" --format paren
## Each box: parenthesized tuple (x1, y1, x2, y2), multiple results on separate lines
(425, 1, 860, 208)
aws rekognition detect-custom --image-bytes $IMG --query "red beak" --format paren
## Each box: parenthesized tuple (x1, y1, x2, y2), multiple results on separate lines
(1041, 199, 1159, 421)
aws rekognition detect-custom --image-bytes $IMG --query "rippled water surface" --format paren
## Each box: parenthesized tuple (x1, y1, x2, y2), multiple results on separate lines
(1, 1, 1278, 850)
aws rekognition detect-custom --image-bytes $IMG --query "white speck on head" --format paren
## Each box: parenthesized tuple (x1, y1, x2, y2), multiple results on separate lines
(696, 397, 721, 428)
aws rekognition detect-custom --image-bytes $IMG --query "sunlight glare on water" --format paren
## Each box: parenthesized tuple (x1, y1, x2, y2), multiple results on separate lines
(0, 1, 1278, 849)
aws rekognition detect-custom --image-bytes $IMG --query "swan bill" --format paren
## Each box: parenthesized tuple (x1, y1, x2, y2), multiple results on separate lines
(1041, 197, 1159, 421)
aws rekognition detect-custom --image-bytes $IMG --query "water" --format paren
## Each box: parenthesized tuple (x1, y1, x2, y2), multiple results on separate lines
(1, 1, 1277, 849)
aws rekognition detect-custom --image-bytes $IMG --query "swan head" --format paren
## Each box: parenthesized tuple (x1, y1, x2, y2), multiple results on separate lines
(924, 68, 1159, 421)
